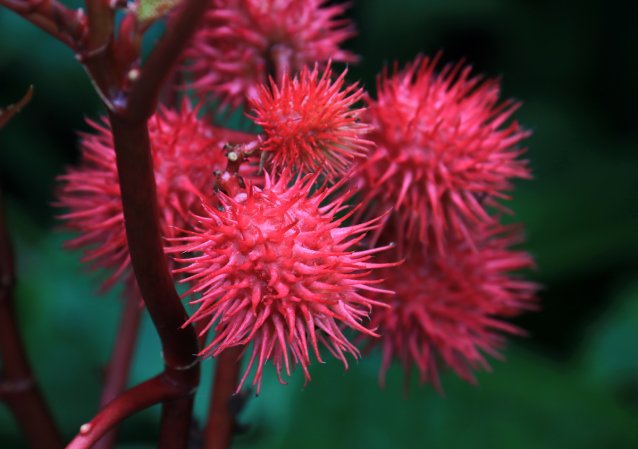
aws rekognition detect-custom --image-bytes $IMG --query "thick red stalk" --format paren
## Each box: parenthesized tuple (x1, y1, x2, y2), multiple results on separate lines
(0, 192, 63, 449)
(80, 0, 116, 102)
(78, 2, 208, 446)
(85, 0, 113, 52)
(204, 348, 243, 449)
(66, 375, 183, 449)
(106, 114, 198, 370)
(107, 114, 200, 449)
(158, 395, 196, 449)
(94, 292, 143, 449)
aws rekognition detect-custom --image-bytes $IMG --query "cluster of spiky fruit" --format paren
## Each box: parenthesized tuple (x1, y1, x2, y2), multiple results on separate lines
(355, 56, 538, 387)
(57, 0, 536, 392)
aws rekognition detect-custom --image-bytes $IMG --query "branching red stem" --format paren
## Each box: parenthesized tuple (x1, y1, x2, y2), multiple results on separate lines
(66, 374, 185, 449)
(0, 0, 85, 49)
(85, 4, 209, 447)
(94, 291, 143, 449)
(1, 2, 215, 448)
(107, 114, 200, 449)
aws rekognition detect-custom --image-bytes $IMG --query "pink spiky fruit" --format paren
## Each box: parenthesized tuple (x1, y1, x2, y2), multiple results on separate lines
(170, 172, 395, 392)
(184, 0, 357, 109)
(355, 55, 531, 254)
(366, 225, 537, 390)
(249, 64, 372, 177)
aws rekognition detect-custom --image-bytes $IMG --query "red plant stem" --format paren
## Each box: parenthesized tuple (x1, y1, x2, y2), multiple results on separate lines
(0, 0, 85, 49)
(204, 348, 243, 449)
(158, 394, 196, 449)
(85, 0, 113, 52)
(124, 0, 210, 121)
(85, 4, 208, 447)
(94, 292, 143, 449)
(3, 2, 209, 447)
(80, 0, 116, 101)
(108, 114, 200, 449)
(66, 374, 183, 449)
(0, 85, 34, 129)
(0, 192, 64, 449)
(107, 114, 198, 378)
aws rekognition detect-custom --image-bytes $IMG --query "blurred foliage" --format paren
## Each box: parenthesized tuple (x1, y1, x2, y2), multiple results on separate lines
(1, 0, 637, 448)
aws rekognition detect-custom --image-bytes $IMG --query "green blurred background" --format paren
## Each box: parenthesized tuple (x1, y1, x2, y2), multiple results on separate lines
(1, 0, 638, 448)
